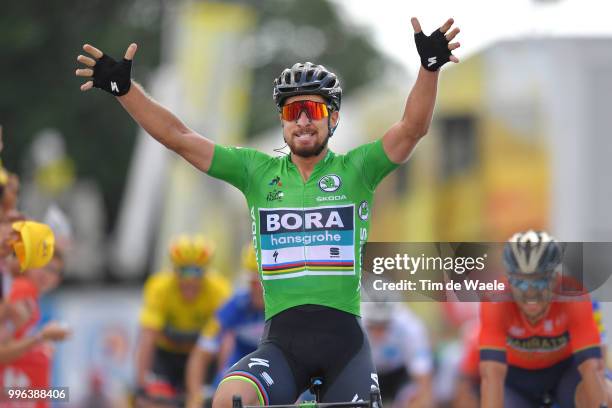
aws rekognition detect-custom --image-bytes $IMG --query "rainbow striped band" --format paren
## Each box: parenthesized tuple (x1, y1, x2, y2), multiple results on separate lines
(219, 371, 270, 406)
(262, 260, 354, 275)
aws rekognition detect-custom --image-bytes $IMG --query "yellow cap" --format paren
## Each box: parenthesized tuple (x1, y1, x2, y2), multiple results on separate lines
(12, 221, 55, 272)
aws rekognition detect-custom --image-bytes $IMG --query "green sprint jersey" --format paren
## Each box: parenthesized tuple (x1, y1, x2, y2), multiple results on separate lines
(208, 139, 398, 319)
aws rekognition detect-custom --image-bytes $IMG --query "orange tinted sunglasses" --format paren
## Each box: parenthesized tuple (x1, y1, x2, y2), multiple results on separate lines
(281, 100, 329, 121)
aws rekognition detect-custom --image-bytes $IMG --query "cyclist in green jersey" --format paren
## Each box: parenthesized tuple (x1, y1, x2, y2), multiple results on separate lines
(76, 17, 461, 407)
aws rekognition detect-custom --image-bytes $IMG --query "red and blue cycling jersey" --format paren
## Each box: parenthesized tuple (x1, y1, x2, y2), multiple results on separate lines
(479, 297, 601, 369)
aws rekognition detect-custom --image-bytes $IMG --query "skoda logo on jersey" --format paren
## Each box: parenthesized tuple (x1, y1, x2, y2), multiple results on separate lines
(358, 201, 369, 221)
(318, 174, 342, 192)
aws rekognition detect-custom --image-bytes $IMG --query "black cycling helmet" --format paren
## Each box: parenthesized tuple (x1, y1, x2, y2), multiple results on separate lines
(503, 230, 563, 276)
(273, 62, 342, 111)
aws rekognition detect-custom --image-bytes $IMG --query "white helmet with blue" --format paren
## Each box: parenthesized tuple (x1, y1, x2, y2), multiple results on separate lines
(503, 230, 563, 277)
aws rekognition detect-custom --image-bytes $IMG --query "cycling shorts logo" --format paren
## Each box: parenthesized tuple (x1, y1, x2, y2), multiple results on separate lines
(318, 174, 342, 192)
(260, 371, 274, 386)
(248, 358, 270, 368)
(358, 201, 369, 221)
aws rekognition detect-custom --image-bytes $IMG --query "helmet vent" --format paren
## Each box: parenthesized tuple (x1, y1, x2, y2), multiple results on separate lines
(301, 84, 319, 91)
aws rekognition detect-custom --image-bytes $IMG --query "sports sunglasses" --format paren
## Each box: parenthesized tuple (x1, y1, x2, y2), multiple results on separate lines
(281, 100, 329, 121)
(509, 276, 551, 292)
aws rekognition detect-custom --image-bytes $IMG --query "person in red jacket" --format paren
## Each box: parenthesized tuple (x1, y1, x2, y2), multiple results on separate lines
(0, 239, 70, 408)
(479, 230, 612, 408)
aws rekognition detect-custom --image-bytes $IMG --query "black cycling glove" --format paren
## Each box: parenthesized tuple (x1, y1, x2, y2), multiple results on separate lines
(414, 29, 452, 71)
(93, 54, 132, 96)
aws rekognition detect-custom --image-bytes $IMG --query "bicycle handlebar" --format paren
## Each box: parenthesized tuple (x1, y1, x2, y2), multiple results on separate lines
(244, 402, 371, 408)
(234, 388, 381, 408)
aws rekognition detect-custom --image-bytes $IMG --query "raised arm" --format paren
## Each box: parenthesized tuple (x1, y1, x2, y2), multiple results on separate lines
(75, 43, 215, 172)
(382, 17, 460, 164)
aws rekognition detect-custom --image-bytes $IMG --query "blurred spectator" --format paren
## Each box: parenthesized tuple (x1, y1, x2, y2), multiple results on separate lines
(0, 126, 20, 222)
(0, 239, 70, 408)
(19, 128, 106, 280)
(0, 125, 71, 406)
(186, 244, 265, 408)
(0, 125, 22, 326)
(0, 126, 23, 282)
(0, 174, 19, 220)
(0, 224, 19, 260)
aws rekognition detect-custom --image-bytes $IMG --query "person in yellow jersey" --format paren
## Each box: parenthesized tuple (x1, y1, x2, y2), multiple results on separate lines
(135, 235, 231, 405)
(186, 245, 265, 408)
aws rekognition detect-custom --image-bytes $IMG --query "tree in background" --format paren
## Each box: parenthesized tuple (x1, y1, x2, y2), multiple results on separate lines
(0, 0, 163, 229)
(246, 0, 392, 137)
(0, 0, 390, 231)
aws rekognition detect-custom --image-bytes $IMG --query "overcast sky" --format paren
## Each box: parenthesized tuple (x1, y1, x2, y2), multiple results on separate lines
(332, 0, 612, 73)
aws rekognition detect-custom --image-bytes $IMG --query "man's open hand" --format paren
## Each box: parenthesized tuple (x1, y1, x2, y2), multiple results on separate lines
(76, 43, 137, 96)
(412, 17, 460, 71)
